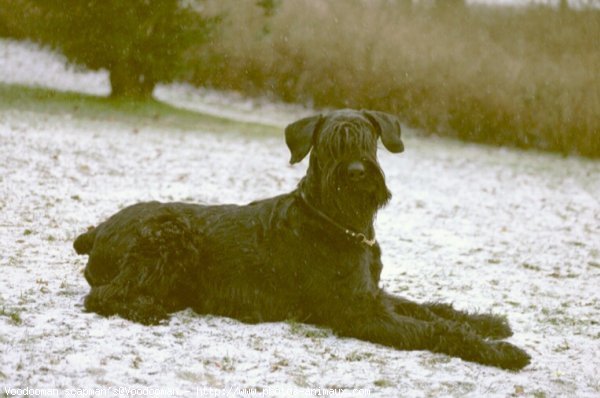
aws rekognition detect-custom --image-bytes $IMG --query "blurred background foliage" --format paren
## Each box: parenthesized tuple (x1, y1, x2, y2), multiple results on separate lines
(0, 0, 598, 157)
(0, 0, 219, 99)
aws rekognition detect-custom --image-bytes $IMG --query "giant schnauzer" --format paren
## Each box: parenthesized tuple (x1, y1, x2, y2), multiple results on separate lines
(74, 109, 530, 370)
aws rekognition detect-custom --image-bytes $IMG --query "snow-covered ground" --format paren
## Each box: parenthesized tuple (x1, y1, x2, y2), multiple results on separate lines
(1, 39, 599, 397)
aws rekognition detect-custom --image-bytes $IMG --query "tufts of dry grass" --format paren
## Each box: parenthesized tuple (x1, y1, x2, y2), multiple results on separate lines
(191, 1, 600, 157)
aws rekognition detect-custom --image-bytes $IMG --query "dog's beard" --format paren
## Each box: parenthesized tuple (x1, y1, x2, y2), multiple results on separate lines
(320, 162, 391, 232)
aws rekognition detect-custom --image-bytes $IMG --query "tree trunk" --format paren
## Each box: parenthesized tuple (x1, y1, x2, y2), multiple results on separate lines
(109, 66, 155, 100)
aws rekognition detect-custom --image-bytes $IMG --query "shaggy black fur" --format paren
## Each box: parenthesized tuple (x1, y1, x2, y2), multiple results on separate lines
(74, 109, 530, 370)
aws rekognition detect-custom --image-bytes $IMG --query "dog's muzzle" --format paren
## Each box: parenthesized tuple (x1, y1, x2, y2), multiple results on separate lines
(347, 161, 366, 182)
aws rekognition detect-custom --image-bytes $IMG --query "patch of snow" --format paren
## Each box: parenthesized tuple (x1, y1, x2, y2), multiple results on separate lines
(154, 84, 313, 128)
(1, 38, 600, 397)
(0, 39, 312, 127)
(0, 40, 109, 96)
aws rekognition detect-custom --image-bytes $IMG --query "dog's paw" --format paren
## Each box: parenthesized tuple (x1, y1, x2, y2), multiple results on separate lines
(119, 296, 171, 325)
(489, 341, 531, 371)
(124, 308, 170, 325)
(432, 324, 530, 371)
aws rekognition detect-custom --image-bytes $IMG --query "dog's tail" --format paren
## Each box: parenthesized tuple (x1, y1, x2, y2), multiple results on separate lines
(74, 227, 96, 255)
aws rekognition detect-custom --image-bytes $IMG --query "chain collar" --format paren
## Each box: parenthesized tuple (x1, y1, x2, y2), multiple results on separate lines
(295, 190, 377, 247)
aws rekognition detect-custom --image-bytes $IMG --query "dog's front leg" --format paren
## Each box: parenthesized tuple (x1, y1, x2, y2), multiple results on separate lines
(330, 299, 530, 370)
(421, 301, 513, 340)
(382, 293, 438, 321)
(382, 293, 513, 340)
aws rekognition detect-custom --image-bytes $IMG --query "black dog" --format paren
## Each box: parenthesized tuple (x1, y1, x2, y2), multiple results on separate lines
(74, 109, 530, 370)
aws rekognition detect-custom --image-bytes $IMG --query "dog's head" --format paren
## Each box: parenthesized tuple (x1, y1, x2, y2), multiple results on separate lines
(285, 109, 403, 231)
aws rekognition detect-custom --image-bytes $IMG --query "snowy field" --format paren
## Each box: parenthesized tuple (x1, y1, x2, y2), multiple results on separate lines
(1, 39, 600, 397)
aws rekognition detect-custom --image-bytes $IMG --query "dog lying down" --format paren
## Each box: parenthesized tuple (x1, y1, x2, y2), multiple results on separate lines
(74, 109, 530, 370)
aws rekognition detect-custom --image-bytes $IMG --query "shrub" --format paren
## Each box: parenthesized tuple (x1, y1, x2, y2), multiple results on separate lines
(192, 0, 600, 157)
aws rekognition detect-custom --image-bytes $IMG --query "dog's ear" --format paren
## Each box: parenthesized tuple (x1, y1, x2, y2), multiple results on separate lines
(362, 110, 404, 153)
(285, 114, 323, 164)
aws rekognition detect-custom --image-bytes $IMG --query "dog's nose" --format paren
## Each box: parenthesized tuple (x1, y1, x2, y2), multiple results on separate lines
(347, 161, 366, 181)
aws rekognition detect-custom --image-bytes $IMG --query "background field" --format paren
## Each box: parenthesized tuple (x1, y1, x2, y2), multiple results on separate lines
(2, 0, 598, 157)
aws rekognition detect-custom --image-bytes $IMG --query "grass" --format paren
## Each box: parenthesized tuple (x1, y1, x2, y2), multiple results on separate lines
(373, 379, 394, 388)
(191, 1, 600, 158)
(0, 306, 22, 325)
(0, 83, 280, 137)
